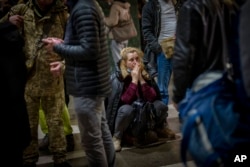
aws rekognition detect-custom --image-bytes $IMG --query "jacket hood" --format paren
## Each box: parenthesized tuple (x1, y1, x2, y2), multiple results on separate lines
(114, 59, 151, 82)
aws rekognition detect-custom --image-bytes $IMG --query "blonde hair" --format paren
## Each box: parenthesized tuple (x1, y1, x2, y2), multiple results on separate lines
(119, 47, 150, 80)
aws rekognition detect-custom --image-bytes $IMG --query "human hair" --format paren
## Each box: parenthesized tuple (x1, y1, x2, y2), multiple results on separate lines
(119, 47, 150, 80)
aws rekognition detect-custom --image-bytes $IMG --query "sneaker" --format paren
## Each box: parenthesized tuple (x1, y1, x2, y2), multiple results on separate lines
(156, 127, 176, 139)
(66, 134, 75, 152)
(39, 134, 49, 151)
(54, 161, 72, 167)
(112, 136, 121, 152)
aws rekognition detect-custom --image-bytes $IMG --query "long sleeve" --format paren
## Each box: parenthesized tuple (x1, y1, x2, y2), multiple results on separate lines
(172, 3, 203, 104)
(121, 82, 137, 104)
(141, 83, 157, 102)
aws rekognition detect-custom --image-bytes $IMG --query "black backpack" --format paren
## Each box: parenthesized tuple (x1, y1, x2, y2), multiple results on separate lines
(130, 99, 156, 143)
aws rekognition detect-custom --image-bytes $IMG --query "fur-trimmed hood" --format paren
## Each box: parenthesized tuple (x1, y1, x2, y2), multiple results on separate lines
(114, 59, 151, 82)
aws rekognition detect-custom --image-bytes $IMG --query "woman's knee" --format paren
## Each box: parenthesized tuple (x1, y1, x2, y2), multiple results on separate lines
(117, 105, 134, 117)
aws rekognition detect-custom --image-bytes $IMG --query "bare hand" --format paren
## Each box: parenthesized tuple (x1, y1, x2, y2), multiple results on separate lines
(42, 37, 63, 53)
(9, 15, 24, 27)
(131, 63, 140, 84)
(50, 61, 63, 77)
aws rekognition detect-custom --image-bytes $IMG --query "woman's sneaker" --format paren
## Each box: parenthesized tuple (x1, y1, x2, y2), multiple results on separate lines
(112, 136, 122, 152)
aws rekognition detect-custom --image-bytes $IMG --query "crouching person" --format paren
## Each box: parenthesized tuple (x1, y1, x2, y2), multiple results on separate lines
(106, 47, 176, 152)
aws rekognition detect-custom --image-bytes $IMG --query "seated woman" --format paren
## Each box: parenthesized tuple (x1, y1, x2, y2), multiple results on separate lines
(106, 47, 176, 152)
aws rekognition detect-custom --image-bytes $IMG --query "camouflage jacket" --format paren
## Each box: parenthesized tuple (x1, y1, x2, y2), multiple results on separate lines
(0, 0, 68, 96)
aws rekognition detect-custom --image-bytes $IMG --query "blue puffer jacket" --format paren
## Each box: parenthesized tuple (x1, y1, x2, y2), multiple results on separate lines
(54, 0, 111, 97)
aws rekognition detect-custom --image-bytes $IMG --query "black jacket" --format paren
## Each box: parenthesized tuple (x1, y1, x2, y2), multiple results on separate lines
(106, 61, 161, 134)
(0, 22, 31, 156)
(54, 0, 111, 97)
(239, 0, 250, 98)
(141, 0, 161, 77)
(172, 0, 232, 103)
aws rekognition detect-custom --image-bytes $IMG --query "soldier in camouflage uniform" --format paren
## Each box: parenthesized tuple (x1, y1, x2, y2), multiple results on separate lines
(0, 0, 71, 166)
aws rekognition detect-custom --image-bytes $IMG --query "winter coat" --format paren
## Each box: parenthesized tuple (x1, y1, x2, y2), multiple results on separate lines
(54, 0, 111, 97)
(239, 0, 250, 98)
(104, 1, 132, 41)
(0, 22, 31, 154)
(106, 61, 161, 134)
(0, 0, 68, 96)
(172, 0, 231, 103)
(141, 0, 161, 77)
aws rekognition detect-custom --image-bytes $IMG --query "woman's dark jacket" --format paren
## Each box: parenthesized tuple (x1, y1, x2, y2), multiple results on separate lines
(172, 0, 232, 103)
(106, 61, 162, 134)
(141, 0, 161, 77)
(54, 0, 111, 97)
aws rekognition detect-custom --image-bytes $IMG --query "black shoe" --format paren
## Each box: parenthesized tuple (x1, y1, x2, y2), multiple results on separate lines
(66, 134, 75, 152)
(39, 134, 49, 151)
(54, 161, 72, 167)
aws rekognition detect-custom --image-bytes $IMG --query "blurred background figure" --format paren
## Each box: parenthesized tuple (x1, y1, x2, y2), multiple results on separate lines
(0, 0, 71, 166)
(104, 0, 137, 65)
(142, 0, 177, 105)
(1, 9, 31, 167)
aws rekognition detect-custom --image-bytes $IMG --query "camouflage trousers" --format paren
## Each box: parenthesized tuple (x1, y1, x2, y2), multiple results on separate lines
(23, 90, 67, 164)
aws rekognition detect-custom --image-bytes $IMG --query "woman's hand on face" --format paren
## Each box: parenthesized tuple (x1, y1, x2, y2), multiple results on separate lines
(131, 63, 140, 84)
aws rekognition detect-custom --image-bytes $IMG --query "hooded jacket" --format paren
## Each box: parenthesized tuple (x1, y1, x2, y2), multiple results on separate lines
(106, 61, 162, 134)
(0, 0, 68, 96)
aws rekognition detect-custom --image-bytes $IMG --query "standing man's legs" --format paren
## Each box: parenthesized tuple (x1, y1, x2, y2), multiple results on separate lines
(39, 104, 75, 152)
(73, 96, 115, 167)
(23, 95, 41, 166)
(41, 91, 67, 164)
(157, 52, 173, 105)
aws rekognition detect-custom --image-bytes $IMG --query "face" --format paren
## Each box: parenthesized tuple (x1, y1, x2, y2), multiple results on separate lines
(125, 52, 140, 71)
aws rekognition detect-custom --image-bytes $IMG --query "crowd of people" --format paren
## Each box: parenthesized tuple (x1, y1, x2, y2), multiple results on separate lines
(0, 0, 249, 167)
